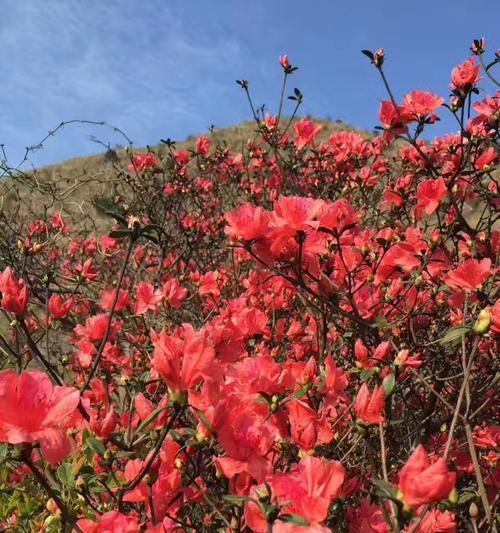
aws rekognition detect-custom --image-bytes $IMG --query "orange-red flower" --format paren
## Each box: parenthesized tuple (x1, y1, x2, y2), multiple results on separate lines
(47, 294, 74, 319)
(416, 177, 447, 215)
(403, 90, 444, 119)
(0, 370, 80, 465)
(77, 511, 140, 532)
(244, 455, 345, 531)
(398, 445, 456, 509)
(444, 258, 492, 292)
(450, 58, 481, 90)
(354, 384, 385, 424)
(225, 203, 270, 241)
(402, 507, 456, 532)
(0, 267, 29, 315)
(293, 118, 322, 150)
(195, 135, 211, 156)
(127, 152, 157, 172)
(151, 324, 215, 394)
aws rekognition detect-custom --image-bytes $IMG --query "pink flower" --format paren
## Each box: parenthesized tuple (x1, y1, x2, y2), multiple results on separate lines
(450, 58, 481, 90)
(195, 135, 211, 156)
(77, 511, 140, 533)
(398, 445, 456, 509)
(128, 152, 158, 172)
(354, 384, 385, 424)
(279, 55, 290, 69)
(225, 203, 270, 241)
(403, 90, 444, 119)
(444, 258, 492, 292)
(162, 278, 188, 309)
(244, 455, 345, 531)
(293, 119, 322, 150)
(0, 267, 29, 315)
(474, 147, 496, 170)
(134, 281, 163, 315)
(47, 294, 73, 319)
(416, 177, 447, 215)
(151, 324, 215, 393)
(0, 370, 80, 464)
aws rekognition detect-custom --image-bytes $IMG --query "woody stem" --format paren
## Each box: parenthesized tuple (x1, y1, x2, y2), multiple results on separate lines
(21, 451, 83, 533)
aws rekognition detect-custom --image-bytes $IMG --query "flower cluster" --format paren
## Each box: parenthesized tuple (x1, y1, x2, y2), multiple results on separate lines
(0, 46, 497, 532)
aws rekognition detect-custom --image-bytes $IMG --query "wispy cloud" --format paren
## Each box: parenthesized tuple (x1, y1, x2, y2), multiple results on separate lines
(0, 0, 247, 165)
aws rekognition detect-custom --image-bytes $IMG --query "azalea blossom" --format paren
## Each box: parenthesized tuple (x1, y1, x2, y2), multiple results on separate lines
(354, 384, 385, 425)
(416, 177, 447, 215)
(293, 118, 322, 150)
(450, 58, 481, 90)
(398, 445, 456, 509)
(444, 258, 492, 292)
(0, 370, 80, 464)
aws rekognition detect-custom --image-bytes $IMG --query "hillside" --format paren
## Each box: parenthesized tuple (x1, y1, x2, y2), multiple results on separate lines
(0, 117, 376, 234)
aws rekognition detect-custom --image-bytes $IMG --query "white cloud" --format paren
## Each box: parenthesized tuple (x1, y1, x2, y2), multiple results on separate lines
(0, 0, 247, 165)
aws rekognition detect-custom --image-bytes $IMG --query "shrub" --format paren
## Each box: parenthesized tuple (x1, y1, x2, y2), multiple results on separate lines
(0, 43, 498, 532)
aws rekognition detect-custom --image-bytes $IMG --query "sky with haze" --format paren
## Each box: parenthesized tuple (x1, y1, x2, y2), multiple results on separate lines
(0, 0, 498, 167)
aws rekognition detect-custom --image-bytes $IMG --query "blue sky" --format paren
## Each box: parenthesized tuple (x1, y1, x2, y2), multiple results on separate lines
(0, 0, 498, 167)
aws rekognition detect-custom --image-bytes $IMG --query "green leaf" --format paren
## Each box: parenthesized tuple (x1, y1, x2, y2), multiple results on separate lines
(193, 407, 214, 434)
(440, 326, 471, 345)
(293, 383, 310, 399)
(360, 369, 377, 380)
(382, 373, 396, 397)
(223, 494, 258, 505)
(57, 463, 75, 487)
(135, 406, 167, 434)
(85, 436, 106, 456)
(280, 514, 310, 526)
(372, 479, 398, 500)
(375, 315, 389, 332)
(457, 491, 477, 505)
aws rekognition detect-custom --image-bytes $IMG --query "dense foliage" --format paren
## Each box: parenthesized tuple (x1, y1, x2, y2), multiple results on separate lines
(0, 43, 498, 532)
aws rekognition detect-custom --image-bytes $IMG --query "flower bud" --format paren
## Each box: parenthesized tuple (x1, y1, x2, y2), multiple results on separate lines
(469, 502, 479, 519)
(31, 243, 44, 255)
(168, 388, 187, 407)
(46, 499, 60, 514)
(279, 55, 290, 70)
(473, 307, 491, 334)
(373, 48, 385, 68)
(470, 38, 486, 55)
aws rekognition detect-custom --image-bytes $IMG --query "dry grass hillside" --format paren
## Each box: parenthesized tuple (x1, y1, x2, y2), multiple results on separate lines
(0, 117, 376, 235)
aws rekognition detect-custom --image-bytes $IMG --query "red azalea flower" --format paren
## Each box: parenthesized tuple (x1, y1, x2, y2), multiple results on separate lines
(244, 455, 345, 531)
(444, 258, 492, 292)
(402, 507, 456, 532)
(0, 370, 80, 465)
(47, 294, 74, 319)
(128, 152, 158, 172)
(403, 90, 444, 119)
(195, 135, 211, 156)
(354, 383, 385, 425)
(134, 281, 163, 315)
(151, 324, 215, 394)
(398, 445, 456, 509)
(293, 118, 322, 150)
(279, 55, 290, 69)
(0, 267, 29, 315)
(77, 511, 140, 533)
(474, 147, 497, 170)
(416, 177, 447, 215)
(450, 58, 481, 90)
(225, 203, 270, 241)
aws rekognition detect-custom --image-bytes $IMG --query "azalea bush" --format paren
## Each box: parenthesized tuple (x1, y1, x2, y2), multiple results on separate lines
(0, 41, 498, 533)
